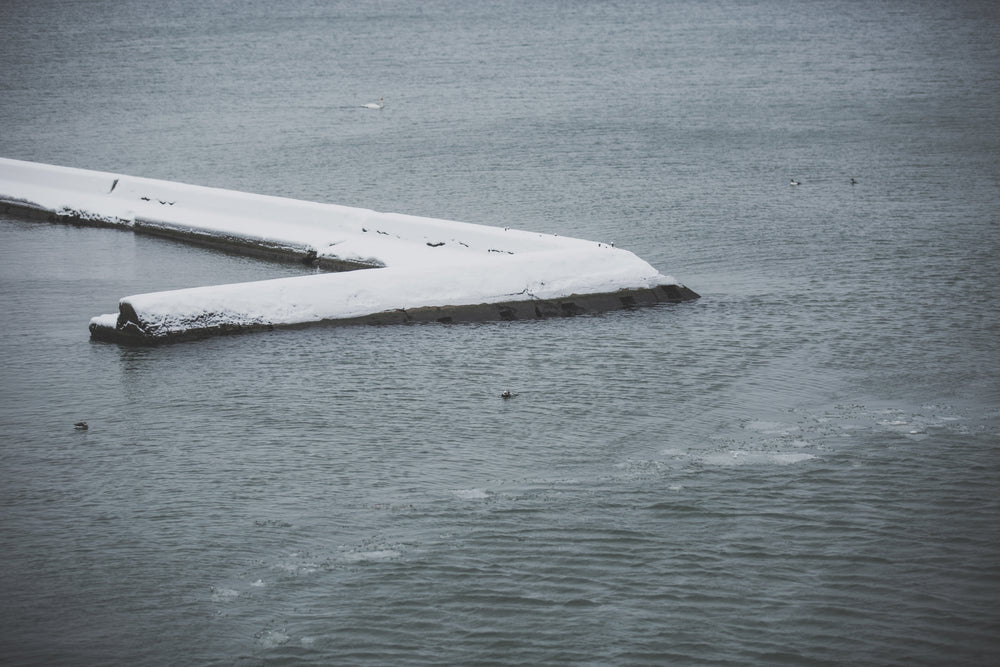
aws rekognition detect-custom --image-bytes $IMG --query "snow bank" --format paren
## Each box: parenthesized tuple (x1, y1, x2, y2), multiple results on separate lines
(0, 157, 697, 342)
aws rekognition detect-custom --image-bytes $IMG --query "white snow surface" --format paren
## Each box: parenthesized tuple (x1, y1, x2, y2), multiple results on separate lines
(1, 158, 680, 334)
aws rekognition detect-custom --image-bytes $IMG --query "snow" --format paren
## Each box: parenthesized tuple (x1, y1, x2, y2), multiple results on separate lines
(0, 157, 687, 338)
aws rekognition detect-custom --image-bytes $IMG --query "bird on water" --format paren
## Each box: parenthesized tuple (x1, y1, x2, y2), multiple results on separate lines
(74, 421, 88, 430)
(501, 390, 518, 399)
(362, 97, 384, 110)
(789, 178, 801, 186)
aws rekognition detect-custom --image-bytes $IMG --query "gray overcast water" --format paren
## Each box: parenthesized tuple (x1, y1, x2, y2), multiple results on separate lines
(2, 1, 999, 664)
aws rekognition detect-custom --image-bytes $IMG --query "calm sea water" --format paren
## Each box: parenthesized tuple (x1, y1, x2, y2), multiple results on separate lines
(2, 1, 999, 664)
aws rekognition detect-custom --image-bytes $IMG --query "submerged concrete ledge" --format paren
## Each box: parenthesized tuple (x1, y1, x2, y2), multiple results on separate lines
(1, 157, 698, 344)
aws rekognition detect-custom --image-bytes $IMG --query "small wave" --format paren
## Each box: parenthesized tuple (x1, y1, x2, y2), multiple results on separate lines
(209, 586, 241, 602)
(274, 552, 321, 575)
(698, 450, 816, 467)
(660, 448, 687, 456)
(452, 488, 489, 500)
(742, 420, 801, 436)
(342, 549, 401, 562)
(613, 458, 669, 478)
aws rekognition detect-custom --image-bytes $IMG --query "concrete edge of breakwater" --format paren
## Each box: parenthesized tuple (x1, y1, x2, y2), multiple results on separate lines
(88, 284, 700, 345)
(0, 199, 375, 272)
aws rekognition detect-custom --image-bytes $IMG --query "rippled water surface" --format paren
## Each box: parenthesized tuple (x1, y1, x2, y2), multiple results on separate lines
(2, 1, 999, 664)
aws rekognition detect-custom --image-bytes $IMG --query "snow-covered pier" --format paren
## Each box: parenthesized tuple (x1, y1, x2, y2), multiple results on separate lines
(0, 157, 698, 343)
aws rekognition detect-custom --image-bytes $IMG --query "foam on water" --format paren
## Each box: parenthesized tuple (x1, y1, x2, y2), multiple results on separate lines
(340, 549, 402, 563)
(209, 587, 241, 603)
(742, 420, 801, 436)
(253, 627, 290, 649)
(451, 488, 490, 500)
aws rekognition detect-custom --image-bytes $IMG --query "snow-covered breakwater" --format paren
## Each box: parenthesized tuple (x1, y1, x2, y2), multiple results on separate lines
(0, 158, 698, 343)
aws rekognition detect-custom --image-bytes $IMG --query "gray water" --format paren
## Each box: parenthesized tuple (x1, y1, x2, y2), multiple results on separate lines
(2, 1, 999, 664)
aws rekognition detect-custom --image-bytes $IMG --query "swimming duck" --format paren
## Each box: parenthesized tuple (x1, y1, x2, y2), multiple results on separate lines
(74, 421, 88, 430)
(500, 390, 518, 399)
(789, 179, 801, 186)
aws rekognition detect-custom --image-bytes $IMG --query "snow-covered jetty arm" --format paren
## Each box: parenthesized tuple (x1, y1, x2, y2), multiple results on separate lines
(0, 157, 698, 343)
